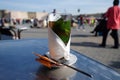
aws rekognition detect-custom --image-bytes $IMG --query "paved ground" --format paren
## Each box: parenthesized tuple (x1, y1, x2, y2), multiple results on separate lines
(21, 26, 120, 74)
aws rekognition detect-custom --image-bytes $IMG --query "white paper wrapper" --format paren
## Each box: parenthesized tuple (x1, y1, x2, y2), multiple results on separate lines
(48, 27, 71, 60)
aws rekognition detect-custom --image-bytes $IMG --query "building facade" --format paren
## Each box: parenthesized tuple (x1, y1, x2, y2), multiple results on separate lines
(0, 10, 48, 20)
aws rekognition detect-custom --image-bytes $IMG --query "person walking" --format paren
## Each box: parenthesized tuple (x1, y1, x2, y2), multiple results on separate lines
(99, 0, 120, 49)
(90, 14, 107, 36)
(77, 15, 85, 31)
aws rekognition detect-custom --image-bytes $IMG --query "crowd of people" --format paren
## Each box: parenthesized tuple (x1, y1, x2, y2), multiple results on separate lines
(73, 0, 120, 49)
(0, 17, 48, 28)
(0, 16, 48, 40)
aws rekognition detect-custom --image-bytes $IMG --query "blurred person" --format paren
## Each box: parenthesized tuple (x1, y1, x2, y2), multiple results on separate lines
(0, 18, 2, 27)
(77, 15, 85, 31)
(33, 18, 38, 27)
(0, 22, 14, 40)
(99, 0, 120, 49)
(93, 18, 98, 27)
(90, 14, 107, 36)
(77, 15, 81, 29)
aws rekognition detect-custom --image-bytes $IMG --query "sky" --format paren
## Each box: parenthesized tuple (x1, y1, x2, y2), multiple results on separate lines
(0, 0, 113, 15)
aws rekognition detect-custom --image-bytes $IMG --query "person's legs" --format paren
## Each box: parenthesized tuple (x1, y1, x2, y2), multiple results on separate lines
(90, 26, 97, 33)
(77, 21, 80, 29)
(76, 22, 80, 31)
(99, 29, 110, 47)
(81, 24, 85, 31)
(111, 29, 119, 48)
(90, 25, 99, 36)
